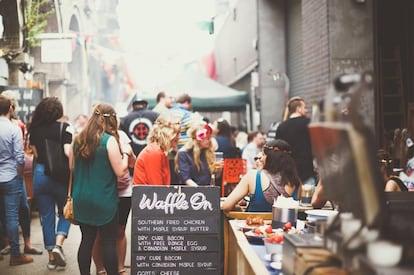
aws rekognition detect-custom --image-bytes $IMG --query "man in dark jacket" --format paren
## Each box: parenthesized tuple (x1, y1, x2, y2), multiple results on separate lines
(276, 96, 316, 186)
(120, 99, 159, 157)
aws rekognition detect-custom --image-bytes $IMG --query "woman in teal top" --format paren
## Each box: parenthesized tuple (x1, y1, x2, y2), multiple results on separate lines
(246, 171, 273, 212)
(222, 139, 301, 212)
(70, 103, 131, 275)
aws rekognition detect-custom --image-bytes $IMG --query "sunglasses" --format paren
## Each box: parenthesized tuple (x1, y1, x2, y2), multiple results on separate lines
(254, 156, 262, 161)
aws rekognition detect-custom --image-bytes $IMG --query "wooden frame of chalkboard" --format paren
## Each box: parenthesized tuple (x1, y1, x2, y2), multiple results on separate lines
(132, 185, 222, 275)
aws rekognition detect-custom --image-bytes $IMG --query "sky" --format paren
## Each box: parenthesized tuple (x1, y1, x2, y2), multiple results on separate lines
(117, 0, 216, 92)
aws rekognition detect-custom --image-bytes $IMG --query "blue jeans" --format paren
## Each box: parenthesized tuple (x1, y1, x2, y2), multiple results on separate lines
(0, 176, 24, 256)
(33, 163, 70, 251)
(19, 180, 31, 238)
(0, 178, 31, 240)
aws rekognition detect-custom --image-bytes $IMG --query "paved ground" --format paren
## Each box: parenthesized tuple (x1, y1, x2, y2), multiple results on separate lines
(0, 210, 131, 275)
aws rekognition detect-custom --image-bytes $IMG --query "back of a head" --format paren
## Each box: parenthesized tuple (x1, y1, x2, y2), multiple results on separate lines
(29, 97, 64, 130)
(148, 112, 181, 152)
(287, 96, 304, 115)
(156, 91, 166, 103)
(0, 95, 11, 115)
(247, 131, 258, 143)
(132, 103, 147, 110)
(216, 118, 232, 137)
(176, 93, 191, 104)
(89, 103, 118, 135)
(1, 90, 19, 109)
(265, 139, 292, 154)
(263, 139, 300, 187)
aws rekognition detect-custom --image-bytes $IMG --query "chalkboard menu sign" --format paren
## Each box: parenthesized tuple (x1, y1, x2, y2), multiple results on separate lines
(0, 86, 43, 123)
(132, 186, 222, 275)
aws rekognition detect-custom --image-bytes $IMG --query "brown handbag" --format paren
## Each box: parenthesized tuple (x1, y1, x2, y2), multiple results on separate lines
(63, 155, 78, 225)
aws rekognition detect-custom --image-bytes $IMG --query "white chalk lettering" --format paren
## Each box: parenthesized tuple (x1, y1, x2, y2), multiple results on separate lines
(152, 262, 177, 268)
(172, 226, 187, 232)
(164, 255, 182, 261)
(149, 255, 161, 261)
(179, 262, 194, 267)
(167, 235, 184, 241)
(139, 193, 189, 214)
(160, 271, 179, 275)
(136, 226, 150, 232)
(197, 262, 213, 268)
(190, 226, 210, 232)
(184, 220, 205, 225)
(135, 255, 146, 261)
(190, 193, 213, 210)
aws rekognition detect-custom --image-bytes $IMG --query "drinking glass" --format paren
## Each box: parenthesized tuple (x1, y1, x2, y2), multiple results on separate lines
(300, 184, 314, 206)
(214, 152, 224, 170)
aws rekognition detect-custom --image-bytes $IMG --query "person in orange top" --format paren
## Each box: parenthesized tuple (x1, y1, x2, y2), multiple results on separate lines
(133, 113, 181, 185)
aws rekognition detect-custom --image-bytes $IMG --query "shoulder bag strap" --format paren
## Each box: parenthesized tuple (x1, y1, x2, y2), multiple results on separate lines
(67, 145, 74, 197)
(59, 122, 64, 145)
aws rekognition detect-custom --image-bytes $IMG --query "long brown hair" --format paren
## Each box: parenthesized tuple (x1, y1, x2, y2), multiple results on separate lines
(74, 103, 121, 161)
(263, 139, 301, 188)
(28, 97, 63, 131)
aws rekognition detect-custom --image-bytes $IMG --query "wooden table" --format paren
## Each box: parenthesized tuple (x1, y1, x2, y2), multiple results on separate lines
(223, 212, 272, 275)
(221, 205, 334, 275)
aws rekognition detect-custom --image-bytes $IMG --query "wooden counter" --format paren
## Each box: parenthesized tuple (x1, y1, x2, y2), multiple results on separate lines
(223, 212, 272, 275)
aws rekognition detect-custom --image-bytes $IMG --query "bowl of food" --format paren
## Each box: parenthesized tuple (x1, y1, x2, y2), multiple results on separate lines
(264, 234, 284, 254)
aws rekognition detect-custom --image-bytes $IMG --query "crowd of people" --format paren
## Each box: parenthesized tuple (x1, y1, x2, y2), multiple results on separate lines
(0, 89, 411, 274)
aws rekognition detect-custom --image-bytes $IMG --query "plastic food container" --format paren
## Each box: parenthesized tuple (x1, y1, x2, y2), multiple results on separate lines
(367, 240, 403, 267)
(264, 238, 283, 255)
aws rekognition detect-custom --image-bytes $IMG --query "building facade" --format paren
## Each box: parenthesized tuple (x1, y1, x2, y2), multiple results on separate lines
(0, 0, 130, 121)
(214, 0, 414, 148)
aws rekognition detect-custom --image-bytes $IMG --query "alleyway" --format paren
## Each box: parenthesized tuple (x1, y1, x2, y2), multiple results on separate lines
(0, 210, 132, 275)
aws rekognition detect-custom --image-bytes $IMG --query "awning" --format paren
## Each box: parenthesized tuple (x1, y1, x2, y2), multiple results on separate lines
(137, 70, 249, 112)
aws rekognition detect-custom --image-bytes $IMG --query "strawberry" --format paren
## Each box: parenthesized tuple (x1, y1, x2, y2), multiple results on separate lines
(283, 221, 292, 231)
(254, 227, 263, 235)
(273, 234, 283, 243)
(265, 225, 273, 234)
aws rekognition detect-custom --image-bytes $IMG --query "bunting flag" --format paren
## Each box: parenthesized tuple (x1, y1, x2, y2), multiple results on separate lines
(199, 52, 217, 80)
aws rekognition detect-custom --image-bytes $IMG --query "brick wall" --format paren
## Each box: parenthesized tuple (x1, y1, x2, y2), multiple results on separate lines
(302, 0, 330, 106)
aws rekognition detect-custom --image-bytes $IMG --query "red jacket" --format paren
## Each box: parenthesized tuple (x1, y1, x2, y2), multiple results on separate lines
(133, 143, 171, 185)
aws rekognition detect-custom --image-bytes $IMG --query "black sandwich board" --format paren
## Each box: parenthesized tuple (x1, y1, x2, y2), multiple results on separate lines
(131, 185, 222, 275)
(0, 86, 43, 123)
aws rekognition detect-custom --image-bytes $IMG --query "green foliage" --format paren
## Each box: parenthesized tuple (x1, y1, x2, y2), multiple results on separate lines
(24, 0, 55, 47)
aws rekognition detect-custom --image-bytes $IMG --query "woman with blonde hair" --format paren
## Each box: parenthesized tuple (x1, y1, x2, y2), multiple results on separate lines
(133, 113, 181, 185)
(175, 122, 216, 186)
(70, 103, 131, 275)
